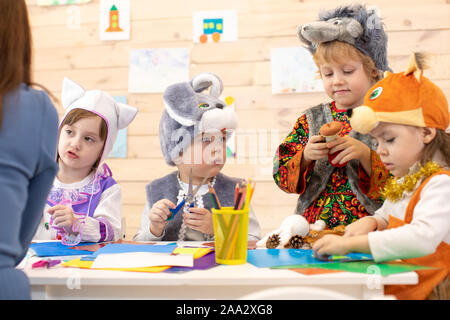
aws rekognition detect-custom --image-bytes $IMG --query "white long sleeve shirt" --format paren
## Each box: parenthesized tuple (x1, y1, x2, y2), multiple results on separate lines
(368, 172, 450, 263)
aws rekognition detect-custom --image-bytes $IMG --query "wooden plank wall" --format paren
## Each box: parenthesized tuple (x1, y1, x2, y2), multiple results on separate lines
(26, 0, 450, 239)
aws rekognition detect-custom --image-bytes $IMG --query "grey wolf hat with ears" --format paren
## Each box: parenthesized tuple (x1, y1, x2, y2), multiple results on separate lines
(61, 77, 138, 164)
(159, 72, 238, 166)
(297, 4, 391, 72)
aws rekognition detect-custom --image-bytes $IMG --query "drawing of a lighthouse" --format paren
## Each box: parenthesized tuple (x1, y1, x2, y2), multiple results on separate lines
(105, 4, 123, 32)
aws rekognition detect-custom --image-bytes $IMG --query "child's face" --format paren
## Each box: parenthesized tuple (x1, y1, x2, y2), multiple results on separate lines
(319, 58, 374, 110)
(178, 131, 227, 183)
(58, 116, 105, 173)
(370, 122, 426, 177)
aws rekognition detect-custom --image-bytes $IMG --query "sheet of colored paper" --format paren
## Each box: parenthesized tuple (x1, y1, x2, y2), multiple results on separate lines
(30, 242, 94, 257)
(165, 251, 217, 273)
(273, 261, 433, 276)
(91, 243, 177, 257)
(69, 240, 157, 252)
(91, 252, 194, 269)
(172, 247, 213, 259)
(289, 268, 344, 275)
(69, 243, 108, 252)
(247, 249, 373, 268)
(62, 258, 169, 273)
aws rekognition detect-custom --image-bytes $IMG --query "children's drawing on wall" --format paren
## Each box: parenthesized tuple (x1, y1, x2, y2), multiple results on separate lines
(271, 47, 324, 94)
(37, 0, 91, 5)
(99, 0, 130, 41)
(128, 48, 190, 93)
(193, 10, 238, 43)
(108, 96, 129, 159)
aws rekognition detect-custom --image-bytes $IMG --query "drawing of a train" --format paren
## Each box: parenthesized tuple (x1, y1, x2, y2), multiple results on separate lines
(199, 18, 223, 43)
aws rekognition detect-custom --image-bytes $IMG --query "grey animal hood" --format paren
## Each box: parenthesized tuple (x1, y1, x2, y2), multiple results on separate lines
(159, 72, 238, 166)
(297, 4, 391, 72)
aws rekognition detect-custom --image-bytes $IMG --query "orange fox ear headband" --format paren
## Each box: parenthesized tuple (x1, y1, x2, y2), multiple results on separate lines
(350, 53, 449, 134)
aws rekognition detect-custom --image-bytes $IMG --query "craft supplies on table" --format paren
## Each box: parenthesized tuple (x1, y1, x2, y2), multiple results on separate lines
(247, 248, 373, 268)
(31, 259, 62, 269)
(212, 207, 249, 264)
(272, 260, 434, 276)
(208, 178, 255, 265)
(30, 241, 95, 257)
(168, 169, 208, 221)
(24, 241, 421, 300)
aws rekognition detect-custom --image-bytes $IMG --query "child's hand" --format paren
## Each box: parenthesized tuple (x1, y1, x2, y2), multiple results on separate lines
(326, 136, 371, 166)
(149, 199, 176, 237)
(312, 234, 350, 259)
(303, 135, 329, 162)
(183, 207, 214, 236)
(344, 217, 377, 237)
(47, 205, 76, 234)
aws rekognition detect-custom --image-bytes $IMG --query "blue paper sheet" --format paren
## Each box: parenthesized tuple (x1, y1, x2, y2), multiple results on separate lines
(247, 249, 372, 268)
(30, 242, 95, 257)
(91, 243, 177, 257)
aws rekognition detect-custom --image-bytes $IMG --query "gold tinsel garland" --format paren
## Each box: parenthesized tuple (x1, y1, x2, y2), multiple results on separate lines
(382, 161, 442, 202)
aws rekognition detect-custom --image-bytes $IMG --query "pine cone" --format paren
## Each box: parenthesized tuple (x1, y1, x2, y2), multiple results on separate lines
(266, 234, 280, 249)
(332, 224, 346, 235)
(284, 234, 304, 249)
(303, 225, 346, 246)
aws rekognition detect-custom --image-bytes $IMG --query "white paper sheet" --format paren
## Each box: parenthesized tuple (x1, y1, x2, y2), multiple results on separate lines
(91, 252, 194, 269)
(271, 47, 324, 94)
(128, 48, 190, 93)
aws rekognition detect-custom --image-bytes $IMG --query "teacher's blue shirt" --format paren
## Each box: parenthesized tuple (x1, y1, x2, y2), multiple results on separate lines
(0, 84, 58, 299)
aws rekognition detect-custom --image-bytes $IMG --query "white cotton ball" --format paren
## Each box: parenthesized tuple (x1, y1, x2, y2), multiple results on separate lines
(310, 220, 326, 232)
(279, 231, 291, 247)
(256, 237, 266, 248)
(280, 215, 310, 237)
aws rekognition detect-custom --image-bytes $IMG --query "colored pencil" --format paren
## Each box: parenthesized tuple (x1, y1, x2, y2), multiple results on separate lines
(238, 185, 246, 210)
(208, 183, 222, 209)
(249, 181, 255, 203)
(208, 192, 218, 209)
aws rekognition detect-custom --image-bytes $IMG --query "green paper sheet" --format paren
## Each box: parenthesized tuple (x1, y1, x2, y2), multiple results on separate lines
(272, 261, 434, 276)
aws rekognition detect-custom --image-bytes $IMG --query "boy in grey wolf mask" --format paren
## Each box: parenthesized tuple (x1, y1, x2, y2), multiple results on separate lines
(134, 72, 261, 242)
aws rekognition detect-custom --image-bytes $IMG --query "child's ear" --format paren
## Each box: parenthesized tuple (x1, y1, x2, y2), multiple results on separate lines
(372, 68, 379, 79)
(421, 127, 436, 144)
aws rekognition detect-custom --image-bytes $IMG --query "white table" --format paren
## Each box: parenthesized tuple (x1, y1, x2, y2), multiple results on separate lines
(23, 242, 418, 300)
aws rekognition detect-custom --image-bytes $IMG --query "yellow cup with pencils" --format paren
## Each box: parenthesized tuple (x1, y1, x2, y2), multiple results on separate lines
(212, 207, 249, 265)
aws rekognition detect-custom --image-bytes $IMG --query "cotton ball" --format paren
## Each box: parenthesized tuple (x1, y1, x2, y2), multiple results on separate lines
(279, 231, 291, 247)
(280, 215, 310, 237)
(310, 219, 326, 232)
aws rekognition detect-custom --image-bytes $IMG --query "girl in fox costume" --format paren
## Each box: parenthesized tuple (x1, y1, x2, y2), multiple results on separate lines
(313, 53, 450, 300)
